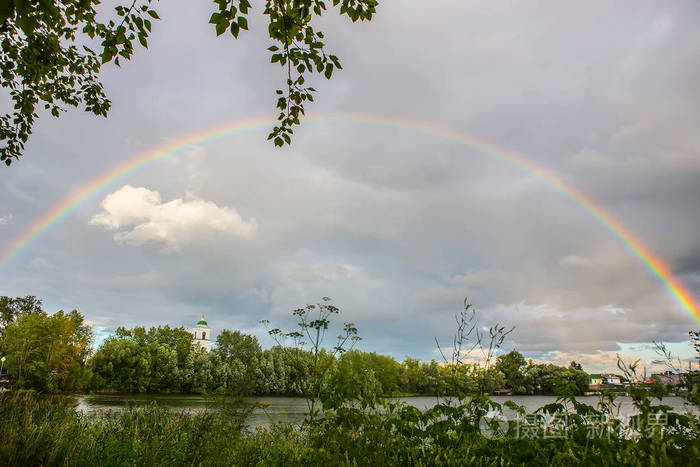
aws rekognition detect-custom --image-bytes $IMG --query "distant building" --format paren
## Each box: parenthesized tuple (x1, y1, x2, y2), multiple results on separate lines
(589, 374, 603, 388)
(192, 314, 211, 351)
(601, 373, 621, 385)
(588, 373, 623, 390)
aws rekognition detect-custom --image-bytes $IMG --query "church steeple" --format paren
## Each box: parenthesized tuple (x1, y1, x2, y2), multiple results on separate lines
(192, 314, 211, 351)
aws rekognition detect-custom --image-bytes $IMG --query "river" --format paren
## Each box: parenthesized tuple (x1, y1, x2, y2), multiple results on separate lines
(76, 394, 696, 428)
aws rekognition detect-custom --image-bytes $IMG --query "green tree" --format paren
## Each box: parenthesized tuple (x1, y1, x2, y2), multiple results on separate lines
(523, 363, 588, 395)
(89, 337, 153, 392)
(419, 360, 442, 395)
(215, 329, 262, 395)
(400, 357, 423, 394)
(0, 295, 43, 328)
(566, 364, 590, 394)
(337, 350, 401, 395)
(253, 345, 315, 396)
(321, 352, 382, 409)
(687, 330, 700, 406)
(0, 308, 92, 392)
(90, 325, 197, 392)
(216, 330, 261, 365)
(494, 350, 527, 394)
(0, 0, 377, 165)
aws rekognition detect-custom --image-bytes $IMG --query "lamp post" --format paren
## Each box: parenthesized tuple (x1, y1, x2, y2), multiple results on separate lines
(0, 356, 5, 374)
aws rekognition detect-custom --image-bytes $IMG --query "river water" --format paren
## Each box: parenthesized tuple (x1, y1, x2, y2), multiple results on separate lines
(75, 394, 696, 428)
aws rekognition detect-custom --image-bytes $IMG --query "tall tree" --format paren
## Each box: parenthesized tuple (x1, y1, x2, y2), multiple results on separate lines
(215, 329, 262, 394)
(0, 308, 93, 392)
(215, 329, 261, 366)
(91, 325, 198, 392)
(495, 350, 527, 393)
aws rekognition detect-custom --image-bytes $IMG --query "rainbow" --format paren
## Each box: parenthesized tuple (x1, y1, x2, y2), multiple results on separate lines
(1, 113, 698, 325)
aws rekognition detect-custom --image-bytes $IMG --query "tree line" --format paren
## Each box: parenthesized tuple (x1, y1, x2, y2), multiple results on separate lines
(0, 295, 591, 395)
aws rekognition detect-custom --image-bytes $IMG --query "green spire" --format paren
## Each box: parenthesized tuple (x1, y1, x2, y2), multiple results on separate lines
(196, 314, 208, 326)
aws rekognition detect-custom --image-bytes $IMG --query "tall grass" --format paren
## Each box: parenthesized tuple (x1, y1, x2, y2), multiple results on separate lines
(2, 390, 699, 466)
(0, 391, 313, 466)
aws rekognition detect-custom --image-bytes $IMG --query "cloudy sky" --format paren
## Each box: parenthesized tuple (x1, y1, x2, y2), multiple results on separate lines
(2, 0, 699, 371)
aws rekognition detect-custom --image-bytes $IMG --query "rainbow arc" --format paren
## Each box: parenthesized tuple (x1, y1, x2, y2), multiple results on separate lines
(1, 113, 698, 325)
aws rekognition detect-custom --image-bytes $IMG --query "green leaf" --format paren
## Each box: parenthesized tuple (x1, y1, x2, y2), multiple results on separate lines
(237, 16, 248, 30)
(230, 22, 240, 38)
(215, 20, 227, 36)
(0, 1, 14, 23)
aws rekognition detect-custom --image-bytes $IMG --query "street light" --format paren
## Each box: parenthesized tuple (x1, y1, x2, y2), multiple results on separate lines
(0, 356, 5, 374)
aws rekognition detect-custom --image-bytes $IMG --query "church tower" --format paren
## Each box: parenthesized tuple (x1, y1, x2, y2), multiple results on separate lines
(192, 314, 211, 351)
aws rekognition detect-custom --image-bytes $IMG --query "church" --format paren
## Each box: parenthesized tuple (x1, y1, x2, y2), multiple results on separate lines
(192, 314, 211, 351)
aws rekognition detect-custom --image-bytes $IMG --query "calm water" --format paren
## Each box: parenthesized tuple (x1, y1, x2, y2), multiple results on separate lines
(75, 394, 696, 428)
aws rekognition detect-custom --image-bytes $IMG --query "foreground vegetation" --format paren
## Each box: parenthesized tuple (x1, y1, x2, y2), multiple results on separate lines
(2, 387, 699, 466)
(2, 295, 700, 465)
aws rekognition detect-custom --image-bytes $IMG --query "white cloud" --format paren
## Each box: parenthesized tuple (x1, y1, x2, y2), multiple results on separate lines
(90, 185, 257, 252)
(0, 214, 11, 225)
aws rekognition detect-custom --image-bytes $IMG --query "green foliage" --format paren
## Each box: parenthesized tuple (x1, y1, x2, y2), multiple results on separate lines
(683, 331, 700, 407)
(0, 391, 256, 466)
(83, 300, 595, 398)
(522, 362, 590, 396)
(1, 0, 378, 165)
(216, 329, 261, 365)
(0, 0, 160, 165)
(3, 318, 700, 465)
(335, 349, 400, 395)
(5, 389, 698, 466)
(1, 295, 598, 399)
(495, 350, 527, 393)
(90, 325, 236, 394)
(433, 298, 514, 401)
(0, 294, 43, 327)
(262, 297, 360, 419)
(320, 352, 382, 409)
(260, 0, 377, 147)
(215, 329, 262, 395)
(0, 304, 93, 392)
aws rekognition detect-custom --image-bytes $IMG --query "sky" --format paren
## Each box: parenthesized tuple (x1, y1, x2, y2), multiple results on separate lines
(1, 0, 699, 372)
